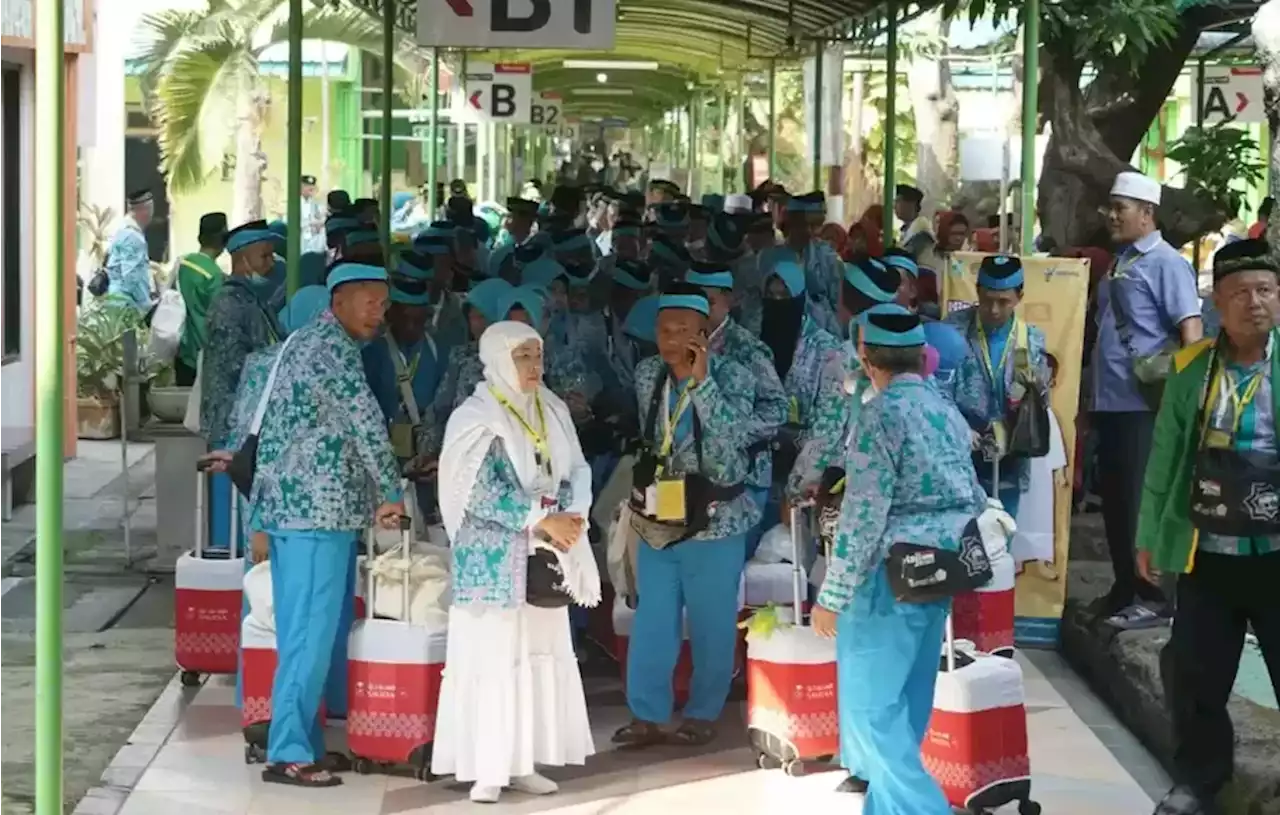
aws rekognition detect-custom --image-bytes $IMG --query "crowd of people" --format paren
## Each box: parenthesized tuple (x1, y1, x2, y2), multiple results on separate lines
(108, 162, 1278, 815)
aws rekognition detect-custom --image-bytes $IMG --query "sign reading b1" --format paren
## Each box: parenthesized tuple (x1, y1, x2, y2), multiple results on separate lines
(417, 0, 616, 49)
(454, 62, 532, 124)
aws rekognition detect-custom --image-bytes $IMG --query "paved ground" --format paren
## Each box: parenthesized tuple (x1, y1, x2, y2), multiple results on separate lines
(2, 442, 178, 815)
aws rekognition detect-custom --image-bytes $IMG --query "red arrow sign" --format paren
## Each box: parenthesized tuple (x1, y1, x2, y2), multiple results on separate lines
(445, 0, 473, 16)
(1236, 92, 1249, 113)
(469, 90, 482, 110)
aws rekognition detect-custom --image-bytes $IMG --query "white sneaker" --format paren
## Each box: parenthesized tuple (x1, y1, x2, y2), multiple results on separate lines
(511, 773, 558, 795)
(469, 784, 502, 804)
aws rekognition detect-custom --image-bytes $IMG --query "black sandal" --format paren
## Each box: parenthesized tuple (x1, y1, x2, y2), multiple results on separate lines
(321, 751, 352, 773)
(611, 720, 666, 749)
(667, 719, 717, 747)
(262, 762, 343, 787)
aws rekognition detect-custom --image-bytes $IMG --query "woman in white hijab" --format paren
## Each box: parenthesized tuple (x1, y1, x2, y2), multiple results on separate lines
(432, 320, 600, 803)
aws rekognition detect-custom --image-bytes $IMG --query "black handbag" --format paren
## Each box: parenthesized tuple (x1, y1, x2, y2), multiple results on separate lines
(885, 518, 993, 604)
(1005, 378, 1050, 458)
(87, 261, 110, 297)
(526, 545, 573, 608)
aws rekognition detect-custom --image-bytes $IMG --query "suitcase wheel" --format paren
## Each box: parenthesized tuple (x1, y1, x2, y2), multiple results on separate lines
(755, 751, 780, 771)
(244, 743, 266, 765)
(180, 670, 202, 687)
(1018, 801, 1041, 815)
(781, 758, 805, 778)
(352, 757, 376, 775)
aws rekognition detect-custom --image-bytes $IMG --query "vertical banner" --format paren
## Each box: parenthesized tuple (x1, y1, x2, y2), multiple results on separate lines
(941, 252, 1090, 646)
(802, 45, 845, 169)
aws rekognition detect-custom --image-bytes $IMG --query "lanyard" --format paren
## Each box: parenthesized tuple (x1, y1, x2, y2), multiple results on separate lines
(1207, 363, 1265, 436)
(396, 345, 422, 383)
(975, 318, 1016, 384)
(490, 387, 550, 467)
(658, 379, 696, 461)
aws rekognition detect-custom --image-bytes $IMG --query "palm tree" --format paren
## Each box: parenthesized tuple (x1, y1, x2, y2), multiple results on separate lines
(134, 0, 427, 223)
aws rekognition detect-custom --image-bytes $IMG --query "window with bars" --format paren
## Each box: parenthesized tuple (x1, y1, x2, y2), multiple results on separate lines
(0, 66, 19, 363)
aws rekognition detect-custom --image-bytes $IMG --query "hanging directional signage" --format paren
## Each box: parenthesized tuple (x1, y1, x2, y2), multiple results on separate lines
(416, 0, 616, 50)
(1200, 66, 1265, 125)
(453, 62, 532, 124)
(530, 92, 561, 129)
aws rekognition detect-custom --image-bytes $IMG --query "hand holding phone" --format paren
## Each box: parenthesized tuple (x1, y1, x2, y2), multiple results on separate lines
(687, 330, 709, 383)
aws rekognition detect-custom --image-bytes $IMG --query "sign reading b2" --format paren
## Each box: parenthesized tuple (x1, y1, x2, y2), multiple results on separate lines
(417, 0, 617, 49)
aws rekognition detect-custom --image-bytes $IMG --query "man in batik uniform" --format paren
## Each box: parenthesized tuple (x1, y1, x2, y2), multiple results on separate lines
(106, 189, 156, 312)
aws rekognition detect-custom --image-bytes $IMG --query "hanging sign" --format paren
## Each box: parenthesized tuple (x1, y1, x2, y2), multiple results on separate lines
(530, 92, 562, 129)
(1200, 66, 1265, 125)
(453, 62, 532, 124)
(417, 0, 616, 49)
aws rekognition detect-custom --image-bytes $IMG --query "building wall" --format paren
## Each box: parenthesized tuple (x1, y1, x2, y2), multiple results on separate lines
(1, 46, 35, 434)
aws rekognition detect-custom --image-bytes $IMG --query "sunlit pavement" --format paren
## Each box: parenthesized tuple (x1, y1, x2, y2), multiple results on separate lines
(77, 651, 1161, 815)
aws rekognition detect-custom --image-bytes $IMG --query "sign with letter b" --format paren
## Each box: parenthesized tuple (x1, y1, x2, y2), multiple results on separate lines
(417, 0, 616, 49)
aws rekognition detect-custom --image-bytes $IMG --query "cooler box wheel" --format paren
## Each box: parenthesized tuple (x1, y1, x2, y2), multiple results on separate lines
(180, 670, 202, 687)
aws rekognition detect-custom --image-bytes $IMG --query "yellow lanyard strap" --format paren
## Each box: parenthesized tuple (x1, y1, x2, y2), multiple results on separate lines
(975, 318, 1017, 382)
(658, 381, 695, 462)
(397, 347, 422, 383)
(490, 387, 550, 465)
(1206, 365, 1264, 437)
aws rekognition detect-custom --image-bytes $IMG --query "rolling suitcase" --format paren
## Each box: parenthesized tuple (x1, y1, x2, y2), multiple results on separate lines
(347, 515, 447, 780)
(922, 617, 1040, 814)
(175, 460, 244, 685)
(745, 503, 838, 776)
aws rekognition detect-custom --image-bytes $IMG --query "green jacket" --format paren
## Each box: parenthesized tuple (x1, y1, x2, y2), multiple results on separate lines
(1135, 331, 1280, 573)
(176, 252, 224, 369)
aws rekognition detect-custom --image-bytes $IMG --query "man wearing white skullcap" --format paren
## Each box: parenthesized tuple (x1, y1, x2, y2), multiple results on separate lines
(1090, 169, 1203, 626)
(723, 193, 753, 215)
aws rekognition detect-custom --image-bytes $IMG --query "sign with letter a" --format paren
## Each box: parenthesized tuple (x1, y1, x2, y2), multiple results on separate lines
(417, 0, 616, 49)
(453, 62, 532, 124)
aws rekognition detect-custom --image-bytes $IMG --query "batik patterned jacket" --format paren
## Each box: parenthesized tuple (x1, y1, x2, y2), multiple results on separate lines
(452, 439, 575, 608)
(817, 374, 987, 613)
(709, 317, 787, 489)
(105, 217, 152, 312)
(784, 317, 855, 498)
(244, 310, 402, 531)
(732, 251, 764, 336)
(200, 277, 282, 446)
(633, 355, 760, 539)
(945, 307, 1050, 490)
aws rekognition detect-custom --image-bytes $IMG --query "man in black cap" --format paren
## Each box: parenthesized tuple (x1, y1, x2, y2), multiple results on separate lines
(1135, 238, 1280, 815)
(352, 197, 379, 228)
(484, 197, 539, 280)
(645, 178, 679, 208)
(300, 174, 324, 254)
(105, 189, 157, 312)
(326, 189, 352, 218)
(894, 184, 935, 261)
(174, 213, 229, 386)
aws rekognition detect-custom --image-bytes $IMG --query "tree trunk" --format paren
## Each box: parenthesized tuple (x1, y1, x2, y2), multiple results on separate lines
(907, 11, 959, 223)
(1255, 0, 1280, 199)
(233, 85, 268, 224)
(1037, 6, 1239, 249)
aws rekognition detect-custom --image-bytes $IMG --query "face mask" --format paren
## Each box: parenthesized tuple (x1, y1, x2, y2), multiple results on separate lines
(248, 273, 274, 289)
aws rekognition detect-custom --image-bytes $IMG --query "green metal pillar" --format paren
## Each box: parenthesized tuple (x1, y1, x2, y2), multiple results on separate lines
(738, 81, 747, 192)
(812, 40, 823, 192)
(1021, 0, 1040, 254)
(688, 96, 699, 196)
(35, 0, 66, 809)
(883, 1, 899, 246)
(427, 47, 440, 221)
(718, 82, 728, 195)
(767, 60, 777, 180)
(380, 0, 395, 249)
(286, 0, 302, 296)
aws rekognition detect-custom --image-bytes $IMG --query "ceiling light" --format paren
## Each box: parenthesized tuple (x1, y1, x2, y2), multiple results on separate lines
(563, 59, 659, 71)
(596, 72, 608, 83)
(572, 88, 634, 97)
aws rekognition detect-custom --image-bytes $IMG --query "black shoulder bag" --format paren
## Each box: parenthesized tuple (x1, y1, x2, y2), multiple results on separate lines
(885, 517, 993, 604)
(228, 333, 297, 497)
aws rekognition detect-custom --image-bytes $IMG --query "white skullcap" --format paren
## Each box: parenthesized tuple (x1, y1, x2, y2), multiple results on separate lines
(724, 193, 753, 214)
(1110, 171, 1161, 206)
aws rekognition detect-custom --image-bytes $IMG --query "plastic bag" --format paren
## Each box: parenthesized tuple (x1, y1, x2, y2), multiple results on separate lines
(243, 561, 274, 629)
(752, 523, 792, 565)
(368, 545, 452, 627)
(146, 288, 185, 366)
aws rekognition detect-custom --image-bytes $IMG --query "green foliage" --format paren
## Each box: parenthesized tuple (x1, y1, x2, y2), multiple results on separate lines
(864, 73, 917, 187)
(76, 300, 149, 399)
(738, 604, 791, 639)
(1166, 124, 1266, 220)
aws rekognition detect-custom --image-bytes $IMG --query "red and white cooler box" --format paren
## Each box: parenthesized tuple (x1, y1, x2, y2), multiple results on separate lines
(175, 470, 243, 678)
(745, 625, 839, 764)
(922, 630, 1037, 813)
(345, 618, 447, 771)
(240, 613, 287, 731)
(951, 538, 1015, 656)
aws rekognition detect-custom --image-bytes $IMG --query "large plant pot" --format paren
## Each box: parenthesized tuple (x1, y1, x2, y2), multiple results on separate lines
(77, 395, 121, 440)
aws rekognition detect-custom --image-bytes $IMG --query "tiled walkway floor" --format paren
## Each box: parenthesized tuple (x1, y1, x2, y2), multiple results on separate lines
(88, 652, 1159, 815)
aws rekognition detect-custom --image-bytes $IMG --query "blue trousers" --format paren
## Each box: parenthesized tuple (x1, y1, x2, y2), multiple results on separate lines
(837, 569, 951, 815)
(744, 485, 772, 560)
(626, 533, 745, 723)
(265, 529, 357, 764)
(208, 471, 234, 553)
(590, 452, 620, 500)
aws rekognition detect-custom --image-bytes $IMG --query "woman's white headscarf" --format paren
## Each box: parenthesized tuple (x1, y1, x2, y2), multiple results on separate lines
(438, 321, 600, 605)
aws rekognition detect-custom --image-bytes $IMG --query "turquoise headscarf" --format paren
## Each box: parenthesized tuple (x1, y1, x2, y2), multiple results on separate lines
(623, 295, 660, 343)
(465, 278, 514, 323)
(277, 285, 329, 333)
(499, 284, 547, 329)
(521, 257, 567, 289)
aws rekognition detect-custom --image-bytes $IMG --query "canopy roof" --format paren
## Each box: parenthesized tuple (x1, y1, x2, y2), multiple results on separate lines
(343, 0, 920, 118)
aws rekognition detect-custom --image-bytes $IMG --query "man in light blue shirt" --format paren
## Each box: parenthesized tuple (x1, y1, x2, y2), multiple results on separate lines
(106, 189, 156, 312)
(1091, 170, 1203, 620)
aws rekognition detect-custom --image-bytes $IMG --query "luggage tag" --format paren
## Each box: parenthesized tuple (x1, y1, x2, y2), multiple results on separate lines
(390, 421, 415, 459)
(655, 476, 687, 522)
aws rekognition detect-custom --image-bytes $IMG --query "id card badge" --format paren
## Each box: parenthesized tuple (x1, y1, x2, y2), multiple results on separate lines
(655, 476, 687, 522)
(1204, 429, 1232, 450)
(644, 484, 659, 516)
(390, 421, 415, 459)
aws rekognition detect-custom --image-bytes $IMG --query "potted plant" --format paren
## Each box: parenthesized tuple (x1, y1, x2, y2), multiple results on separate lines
(75, 299, 149, 439)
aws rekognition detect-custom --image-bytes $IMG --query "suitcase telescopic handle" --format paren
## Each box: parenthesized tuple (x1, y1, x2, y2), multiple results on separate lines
(944, 613, 956, 673)
(400, 502, 412, 624)
(193, 462, 239, 559)
(789, 499, 815, 627)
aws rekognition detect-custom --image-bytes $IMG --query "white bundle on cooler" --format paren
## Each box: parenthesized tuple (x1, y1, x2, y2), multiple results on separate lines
(373, 523, 449, 553)
(977, 500, 1017, 593)
(244, 561, 274, 628)
(752, 523, 793, 565)
(367, 543, 451, 628)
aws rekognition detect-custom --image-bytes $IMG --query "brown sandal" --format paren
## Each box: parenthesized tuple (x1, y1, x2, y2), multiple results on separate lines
(611, 720, 666, 749)
(262, 762, 343, 787)
(668, 719, 717, 747)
